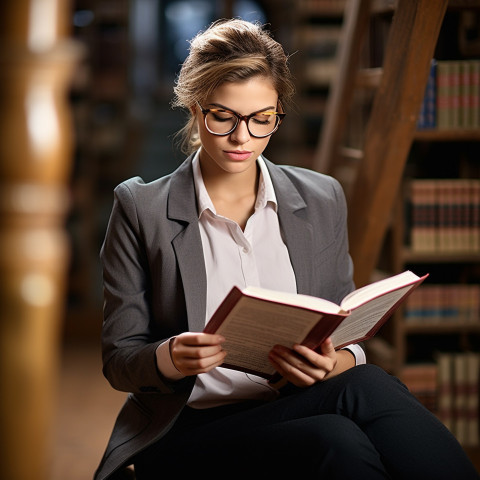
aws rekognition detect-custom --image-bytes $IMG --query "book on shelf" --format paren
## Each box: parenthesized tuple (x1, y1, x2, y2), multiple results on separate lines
(466, 352, 480, 447)
(437, 352, 454, 433)
(417, 59, 437, 129)
(436, 352, 480, 447)
(204, 271, 427, 379)
(453, 354, 468, 445)
(399, 363, 438, 413)
(417, 59, 480, 130)
(404, 284, 480, 325)
(407, 178, 480, 253)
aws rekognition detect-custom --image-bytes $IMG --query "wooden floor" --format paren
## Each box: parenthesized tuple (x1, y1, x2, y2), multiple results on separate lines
(50, 342, 127, 480)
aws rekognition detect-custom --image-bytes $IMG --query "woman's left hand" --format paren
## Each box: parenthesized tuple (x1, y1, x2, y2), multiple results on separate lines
(268, 338, 338, 387)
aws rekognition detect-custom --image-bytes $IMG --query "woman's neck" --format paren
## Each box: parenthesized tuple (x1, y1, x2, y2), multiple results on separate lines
(200, 161, 260, 230)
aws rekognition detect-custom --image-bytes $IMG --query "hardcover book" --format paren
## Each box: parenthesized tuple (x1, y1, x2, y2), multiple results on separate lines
(204, 271, 428, 379)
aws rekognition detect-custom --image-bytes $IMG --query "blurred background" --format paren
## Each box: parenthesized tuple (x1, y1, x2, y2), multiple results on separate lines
(65, 0, 294, 343)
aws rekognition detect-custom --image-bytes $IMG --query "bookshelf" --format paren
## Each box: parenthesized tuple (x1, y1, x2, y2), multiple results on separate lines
(382, 4, 480, 460)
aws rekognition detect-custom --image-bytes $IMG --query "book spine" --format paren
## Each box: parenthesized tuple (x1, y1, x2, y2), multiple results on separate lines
(471, 179, 480, 252)
(458, 179, 471, 251)
(437, 352, 454, 433)
(417, 59, 437, 129)
(408, 179, 480, 254)
(450, 61, 461, 128)
(436, 61, 450, 129)
(404, 284, 480, 326)
(428, 60, 438, 128)
(466, 352, 479, 447)
(460, 61, 471, 128)
(435, 352, 479, 446)
(409, 180, 437, 252)
(399, 364, 438, 413)
(471, 60, 480, 128)
(436, 180, 450, 252)
(453, 354, 468, 444)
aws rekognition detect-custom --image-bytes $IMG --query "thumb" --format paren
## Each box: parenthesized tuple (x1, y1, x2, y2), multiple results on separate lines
(320, 337, 336, 357)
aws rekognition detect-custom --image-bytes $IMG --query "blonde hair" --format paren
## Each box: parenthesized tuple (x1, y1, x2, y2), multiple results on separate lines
(171, 18, 296, 155)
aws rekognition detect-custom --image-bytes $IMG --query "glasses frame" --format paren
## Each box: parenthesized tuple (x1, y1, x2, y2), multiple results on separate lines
(196, 102, 286, 138)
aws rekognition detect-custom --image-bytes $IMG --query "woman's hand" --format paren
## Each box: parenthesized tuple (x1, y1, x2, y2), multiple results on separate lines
(169, 332, 227, 376)
(268, 338, 353, 387)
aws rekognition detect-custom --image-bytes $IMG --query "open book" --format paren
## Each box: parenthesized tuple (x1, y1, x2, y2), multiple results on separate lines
(204, 270, 428, 379)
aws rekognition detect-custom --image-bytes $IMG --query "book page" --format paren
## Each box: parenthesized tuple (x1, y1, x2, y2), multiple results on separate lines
(243, 286, 342, 314)
(215, 296, 323, 375)
(340, 270, 420, 311)
(330, 285, 411, 347)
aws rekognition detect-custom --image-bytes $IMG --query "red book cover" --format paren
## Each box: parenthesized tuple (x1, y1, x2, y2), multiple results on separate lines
(204, 272, 428, 379)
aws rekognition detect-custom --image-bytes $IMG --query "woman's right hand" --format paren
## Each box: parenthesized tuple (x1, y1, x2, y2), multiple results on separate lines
(169, 332, 227, 376)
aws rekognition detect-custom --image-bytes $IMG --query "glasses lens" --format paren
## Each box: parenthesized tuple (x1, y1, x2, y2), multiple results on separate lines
(248, 112, 280, 137)
(205, 110, 280, 136)
(205, 110, 237, 134)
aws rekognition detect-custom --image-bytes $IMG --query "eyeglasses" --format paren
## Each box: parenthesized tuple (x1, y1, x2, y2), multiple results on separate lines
(197, 102, 286, 138)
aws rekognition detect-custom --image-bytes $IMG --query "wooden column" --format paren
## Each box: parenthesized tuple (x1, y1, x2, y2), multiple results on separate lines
(0, 1, 81, 478)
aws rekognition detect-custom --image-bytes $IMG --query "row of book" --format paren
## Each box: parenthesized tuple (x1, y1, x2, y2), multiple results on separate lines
(417, 59, 480, 129)
(404, 284, 480, 325)
(407, 179, 480, 253)
(399, 352, 480, 446)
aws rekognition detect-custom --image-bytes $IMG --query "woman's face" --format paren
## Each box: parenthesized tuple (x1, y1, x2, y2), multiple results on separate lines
(195, 76, 279, 177)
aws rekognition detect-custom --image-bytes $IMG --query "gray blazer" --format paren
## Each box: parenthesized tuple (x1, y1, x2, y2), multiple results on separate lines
(94, 155, 355, 479)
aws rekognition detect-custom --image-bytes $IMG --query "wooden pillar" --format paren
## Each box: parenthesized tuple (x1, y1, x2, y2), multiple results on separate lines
(0, 1, 81, 478)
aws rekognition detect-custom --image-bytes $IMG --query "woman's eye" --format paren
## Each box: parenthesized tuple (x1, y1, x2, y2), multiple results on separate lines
(252, 114, 272, 125)
(212, 111, 234, 122)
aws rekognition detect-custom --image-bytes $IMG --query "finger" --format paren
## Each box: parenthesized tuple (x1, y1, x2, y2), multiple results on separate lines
(294, 340, 336, 369)
(170, 333, 226, 375)
(171, 339, 225, 361)
(175, 332, 225, 346)
(171, 334, 223, 357)
(269, 346, 321, 382)
(178, 350, 227, 374)
(268, 351, 317, 387)
(273, 345, 321, 372)
(318, 337, 336, 357)
(271, 345, 332, 384)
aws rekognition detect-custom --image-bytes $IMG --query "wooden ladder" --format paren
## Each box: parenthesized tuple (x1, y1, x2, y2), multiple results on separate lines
(312, 0, 448, 287)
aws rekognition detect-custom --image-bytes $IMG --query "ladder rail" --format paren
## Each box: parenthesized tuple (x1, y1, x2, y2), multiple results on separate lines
(347, 0, 449, 286)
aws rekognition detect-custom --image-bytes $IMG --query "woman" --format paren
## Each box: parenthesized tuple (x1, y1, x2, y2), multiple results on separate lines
(95, 19, 478, 480)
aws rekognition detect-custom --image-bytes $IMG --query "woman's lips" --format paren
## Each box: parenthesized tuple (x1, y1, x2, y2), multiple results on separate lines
(224, 150, 253, 161)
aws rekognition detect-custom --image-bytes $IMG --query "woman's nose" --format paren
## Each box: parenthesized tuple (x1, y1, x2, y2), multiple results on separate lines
(230, 119, 251, 144)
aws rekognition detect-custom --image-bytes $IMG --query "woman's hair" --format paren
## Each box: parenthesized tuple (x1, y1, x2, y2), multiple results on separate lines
(171, 18, 296, 155)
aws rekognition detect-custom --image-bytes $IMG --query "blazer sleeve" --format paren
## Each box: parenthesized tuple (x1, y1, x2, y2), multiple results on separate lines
(100, 180, 193, 395)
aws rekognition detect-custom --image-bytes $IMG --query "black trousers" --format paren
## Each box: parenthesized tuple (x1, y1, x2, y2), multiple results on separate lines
(134, 364, 479, 479)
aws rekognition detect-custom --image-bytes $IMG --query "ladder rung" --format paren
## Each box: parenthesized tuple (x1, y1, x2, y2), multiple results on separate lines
(355, 68, 383, 89)
(372, 0, 397, 14)
(339, 146, 364, 160)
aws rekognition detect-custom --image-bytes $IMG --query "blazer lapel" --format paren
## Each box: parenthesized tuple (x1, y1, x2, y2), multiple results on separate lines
(167, 158, 207, 333)
(266, 161, 315, 296)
